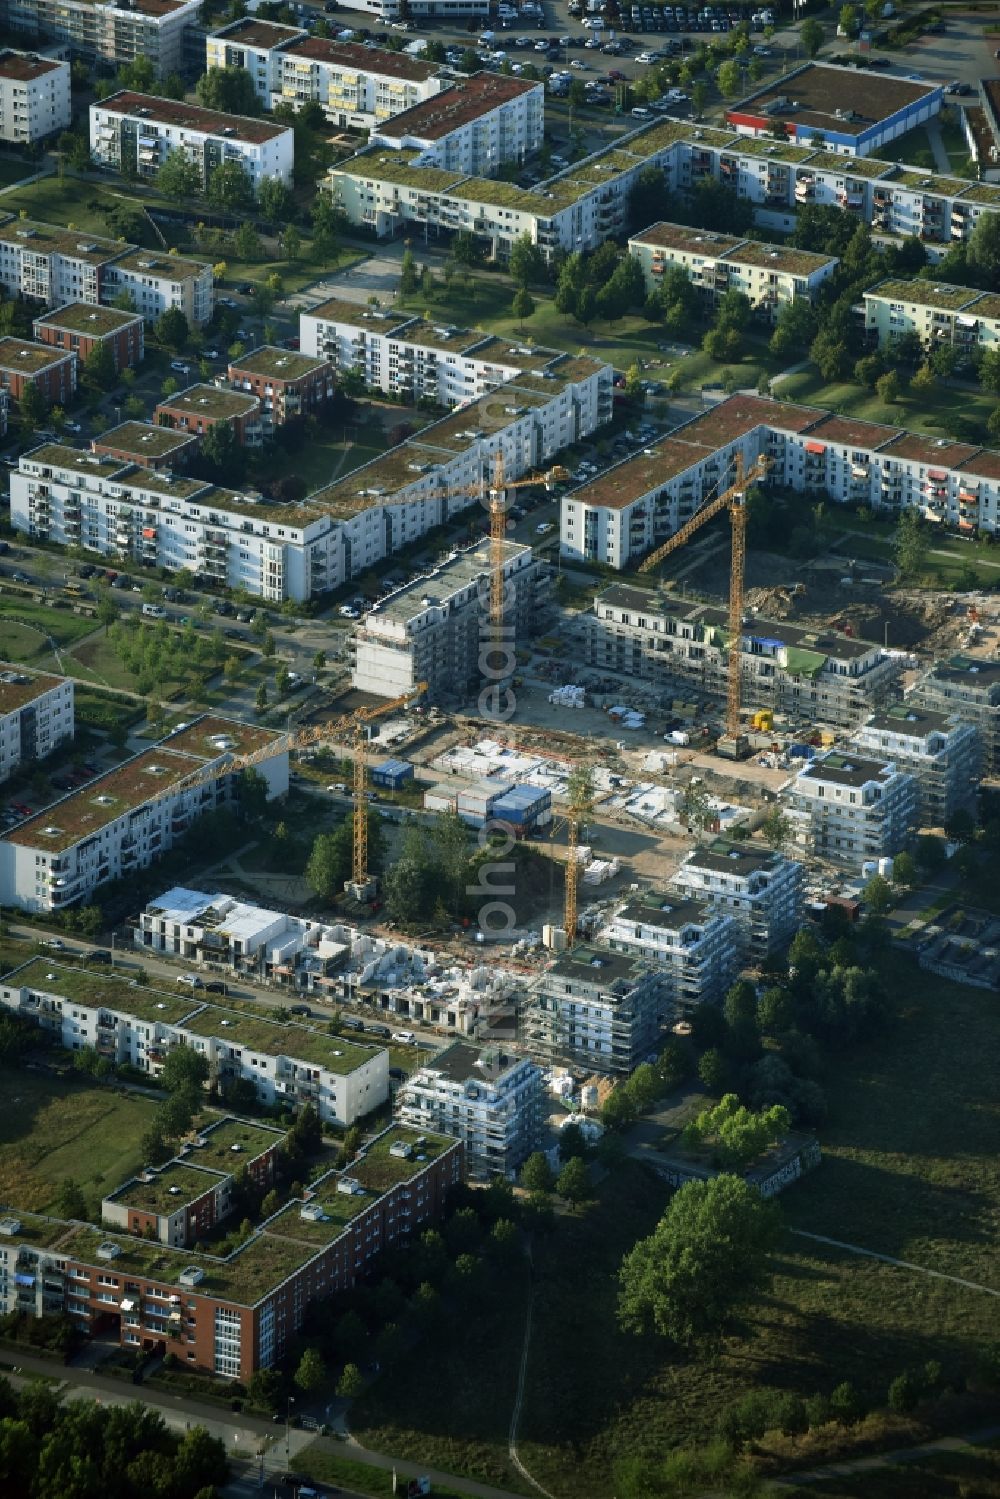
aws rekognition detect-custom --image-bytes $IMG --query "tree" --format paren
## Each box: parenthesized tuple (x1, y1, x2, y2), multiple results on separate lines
(82, 342, 116, 394)
(306, 830, 346, 900)
(255, 680, 268, 714)
(233, 223, 262, 262)
(800, 17, 824, 57)
(691, 79, 708, 117)
(893, 509, 929, 580)
(876, 369, 901, 405)
(863, 873, 892, 915)
(891, 849, 917, 887)
(55, 1177, 88, 1219)
(208, 159, 254, 210)
(618, 1176, 780, 1350)
(716, 58, 742, 99)
(839, 3, 858, 33)
(198, 420, 244, 482)
(283, 225, 302, 263)
(887, 1370, 919, 1414)
(557, 1155, 592, 1209)
(197, 64, 261, 115)
(759, 804, 791, 850)
(156, 306, 189, 353)
(399, 245, 418, 295)
(161, 1045, 210, 1095)
(508, 232, 544, 289)
(830, 1380, 866, 1425)
(294, 1346, 326, 1395)
(967, 213, 1000, 284)
(336, 1362, 364, 1398)
(155, 149, 201, 202)
(520, 1152, 555, 1194)
(769, 299, 818, 362)
(512, 287, 535, 329)
(258, 175, 294, 222)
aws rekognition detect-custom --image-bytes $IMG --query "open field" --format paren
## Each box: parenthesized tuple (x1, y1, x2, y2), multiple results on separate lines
(0, 1065, 159, 1217)
(298, 1444, 478, 1499)
(775, 367, 996, 442)
(348, 955, 1000, 1499)
(0, 597, 99, 666)
(0, 157, 36, 190)
(791, 1440, 1000, 1497)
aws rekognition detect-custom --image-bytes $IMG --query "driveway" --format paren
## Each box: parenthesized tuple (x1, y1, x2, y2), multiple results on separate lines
(286, 248, 408, 311)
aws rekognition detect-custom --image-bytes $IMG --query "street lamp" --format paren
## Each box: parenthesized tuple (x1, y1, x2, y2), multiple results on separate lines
(285, 1394, 294, 1464)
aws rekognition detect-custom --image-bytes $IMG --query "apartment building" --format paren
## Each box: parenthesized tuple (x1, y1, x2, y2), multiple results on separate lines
(909, 656, 1000, 772)
(350, 540, 546, 701)
(863, 278, 1000, 359)
(227, 346, 333, 435)
(396, 1042, 543, 1179)
(0, 664, 74, 783)
(726, 62, 942, 156)
(33, 302, 144, 371)
(629, 221, 837, 320)
(563, 395, 1000, 565)
(134, 885, 353, 985)
(0, 1125, 460, 1379)
(105, 249, 214, 328)
(784, 750, 919, 868)
(851, 704, 979, 829)
(0, 715, 288, 914)
(91, 421, 198, 471)
(522, 944, 663, 1076)
(371, 73, 543, 178)
(155, 384, 262, 446)
(601, 891, 739, 1016)
(0, 50, 68, 143)
(0, 336, 75, 406)
(89, 92, 294, 191)
(205, 16, 306, 105)
(2, 0, 202, 77)
(585, 583, 899, 730)
(673, 840, 804, 965)
(102, 1117, 285, 1247)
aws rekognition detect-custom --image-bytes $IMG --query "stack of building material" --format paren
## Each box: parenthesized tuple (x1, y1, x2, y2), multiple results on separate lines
(548, 684, 586, 707)
(583, 858, 620, 884)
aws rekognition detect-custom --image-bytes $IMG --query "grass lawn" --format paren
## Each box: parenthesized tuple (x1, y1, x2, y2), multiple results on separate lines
(65, 634, 185, 697)
(775, 367, 997, 442)
(0, 1064, 159, 1217)
(829, 514, 1000, 589)
(0, 175, 150, 241)
(797, 1441, 1000, 1497)
(248, 427, 385, 494)
(298, 1445, 484, 1499)
(0, 157, 37, 190)
(0, 597, 100, 666)
(888, 125, 938, 169)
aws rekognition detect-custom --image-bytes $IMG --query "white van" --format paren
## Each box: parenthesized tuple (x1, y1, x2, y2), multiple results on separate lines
(391, 1030, 416, 1045)
(142, 603, 167, 619)
(631, 106, 651, 118)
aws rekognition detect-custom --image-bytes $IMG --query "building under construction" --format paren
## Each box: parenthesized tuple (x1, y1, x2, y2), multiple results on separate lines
(851, 704, 980, 828)
(350, 540, 546, 701)
(601, 891, 739, 1015)
(584, 584, 901, 729)
(908, 656, 1000, 773)
(672, 840, 804, 966)
(521, 944, 663, 1076)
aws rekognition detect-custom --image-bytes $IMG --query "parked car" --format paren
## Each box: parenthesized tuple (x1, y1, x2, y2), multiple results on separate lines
(169, 360, 191, 375)
(205, 980, 227, 994)
(85, 950, 113, 965)
(289, 1004, 312, 1016)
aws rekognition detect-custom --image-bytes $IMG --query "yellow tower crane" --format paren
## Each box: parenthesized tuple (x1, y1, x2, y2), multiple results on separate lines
(484, 453, 569, 636)
(563, 763, 595, 949)
(638, 453, 770, 758)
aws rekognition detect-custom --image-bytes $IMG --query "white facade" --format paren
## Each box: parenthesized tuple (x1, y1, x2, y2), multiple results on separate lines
(602, 893, 739, 1015)
(0, 716, 288, 914)
(523, 943, 663, 1076)
(910, 659, 1000, 773)
(851, 706, 980, 828)
(784, 750, 919, 869)
(90, 91, 294, 190)
(864, 278, 1000, 358)
(0, 665, 74, 783)
(0, 51, 69, 143)
(396, 1042, 543, 1178)
(104, 250, 214, 328)
(371, 73, 543, 178)
(672, 841, 804, 964)
(3, 0, 201, 76)
(0, 960, 387, 1128)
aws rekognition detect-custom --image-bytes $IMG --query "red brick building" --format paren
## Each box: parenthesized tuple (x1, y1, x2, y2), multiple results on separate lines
(92, 421, 198, 471)
(227, 346, 333, 435)
(155, 384, 262, 446)
(32, 302, 145, 371)
(0, 337, 75, 406)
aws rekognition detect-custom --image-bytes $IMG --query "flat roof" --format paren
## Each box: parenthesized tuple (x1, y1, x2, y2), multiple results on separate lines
(804, 412, 902, 450)
(862, 704, 958, 738)
(92, 422, 197, 460)
(865, 278, 980, 312)
(211, 16, 304, 48)
(334, 146, 466, 193)
(0, 50, 65, 81)
(180, 1004, 378, 1073)
(112, 1161, 227, 1217)
(615, 893, 716, 931)
(375, 71, 538, 141)
(305, 297, 411, 334)
(879, 433, 980, 469)
(414, 1040, 522, 1084)
(675, 394, 822, 448)
(109, 249, 210, 283)
(2, 747, 207, 851)
(162, 715, 283, 761)
(630, 221, 743, 257)
(929, 654, 1000, 685)
(34, 302, 142, 336)
(0, 337, 72, 375)
(230, 346, 329, 381)
(371, 540, 529, 624)
(720, 239, 836, 275)
(0, 218, 123, 265)
(685, 838, 786, 877)
(800, 751, 894, 788)
(8, 959, 198, 1025)
(733, 61, 939, 137)
(569, 437, 714, 512)
(352, 1125, 454, 1192)
(157, 384, 260, 419)
(0, 663, 66, 715)
(548, 942, 648, 987)
(190, 1116, 286, 1172)
(96, 90, 290, 144)
(284, 35, 442, 82)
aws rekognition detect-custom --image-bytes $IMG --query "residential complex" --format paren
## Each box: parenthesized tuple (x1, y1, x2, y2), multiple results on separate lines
(863, 278, 1000, 359)
(726, 62, 942, 157)
(154, 384, 262, 446)
(0, 49, 69, 143)
(227, 347, 333, 435)
(0, 218, 214, 327)
(396, 1042, 543, 1178)
(0, 336, 75, 407)
(671, 840, 805, 966)
(350, 541, 546, 701)
(32, 302, 145, 371)
(1, 0, 202, 77)
(909, 657, 1000, 772)
(327, 113, 1000, 262)
(0, 1124, 460, 1377)
(522, 944, 663, 1076)
(89, 93, 295, 190)
(0, 715, 288, 913)
(784, 751, 919, 869)
(91, 421, 198, 471)
(851, 705, 980, 828)
(561, 395, 1000, 565)
(585, 583, 899, 730)
(0, 664, 74, 783)
(207, 19, 449, 130)
(601, 892, 739, 1015)
(0, 957, 387, 1126)
(370, 73, 543, 177)
(629, 222, 838, 321)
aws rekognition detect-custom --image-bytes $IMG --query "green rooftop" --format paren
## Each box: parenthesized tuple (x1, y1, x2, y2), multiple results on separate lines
(352, 1125, 453, 1192)
(810, 150, 893, 178)
(111, 1161, 227, 1217)
(0, 337, 74, 375)
(6, 959, 199, 1026)
(180, 1005, 379, 1073)
(96, 422, 196, 459)
(866, 278, 978, 311)
(448, 176, 552, 211)
(191, 1116, 286, 1172)
(158, 384, 259, 420)
(264, 1187, 370, 1244)
(0, 1210, 77, 1250)
(731, 137, 818, 165)
(784, 646, 827, 679)
(957, 182, 1000, 207)
(35, 302, 141, 336)
(332, 147, 465, 193)
(22, 442, 126, 477)
(230, 345, 329, 381)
